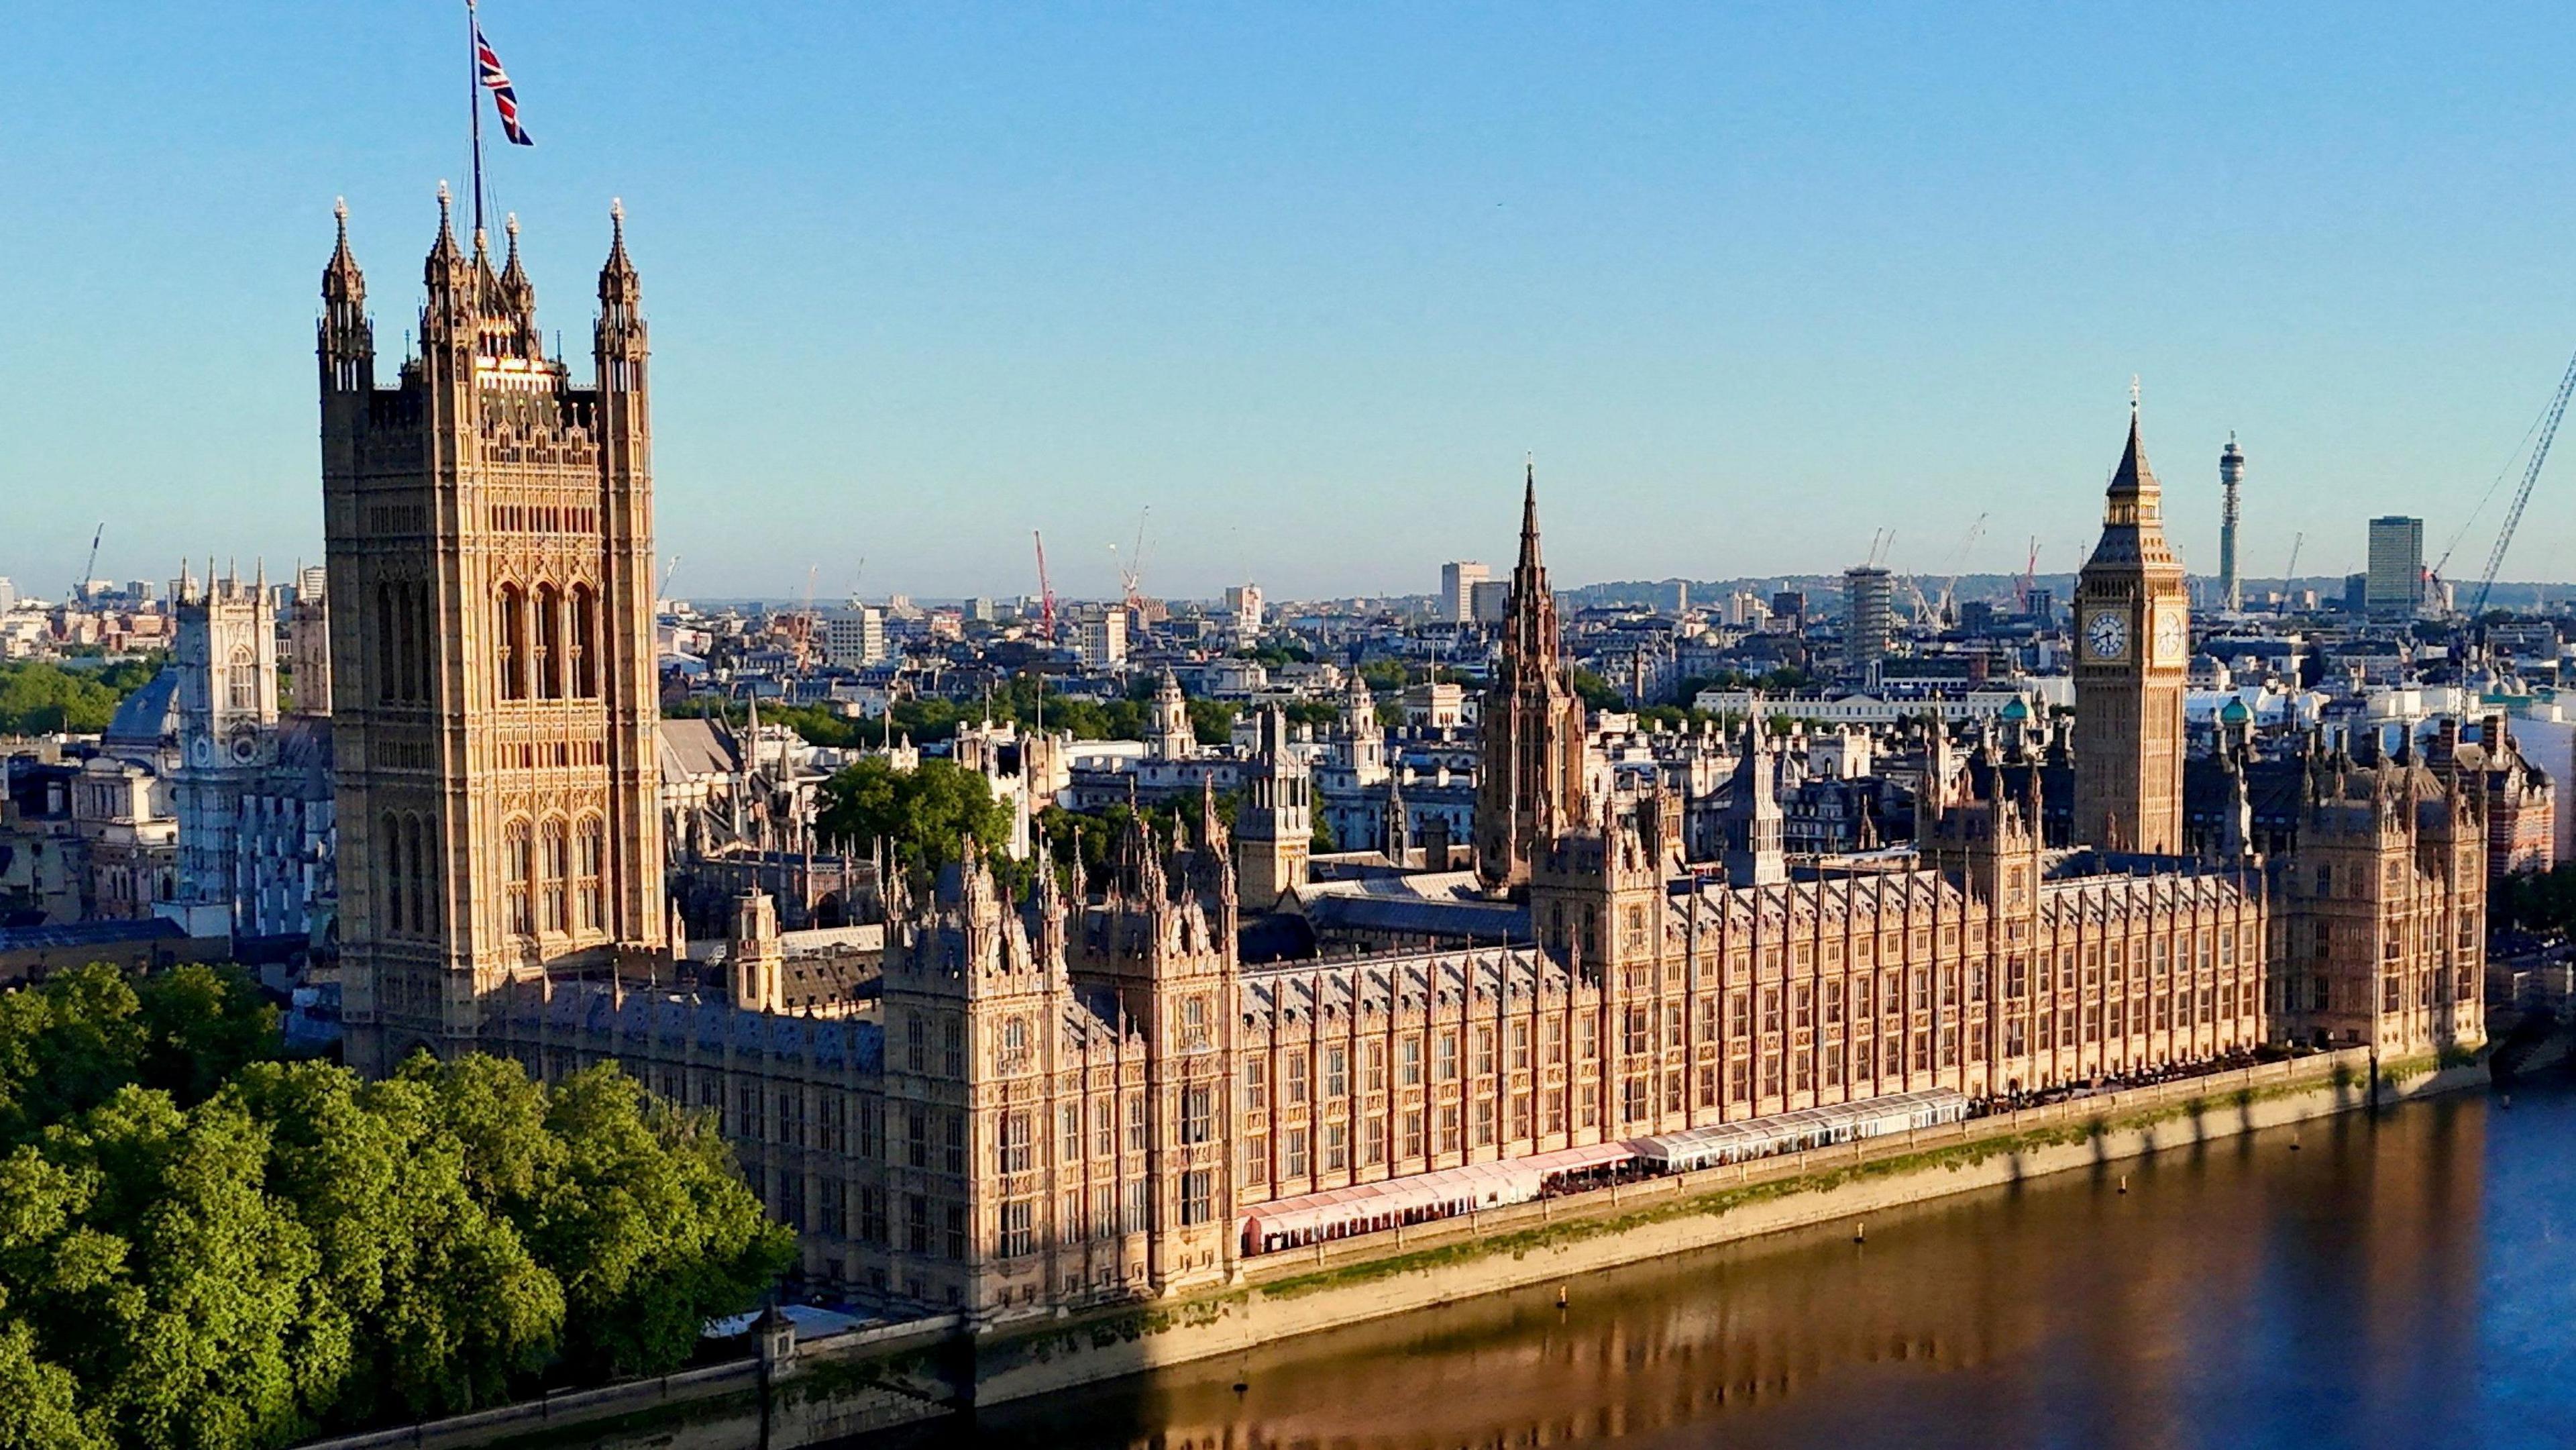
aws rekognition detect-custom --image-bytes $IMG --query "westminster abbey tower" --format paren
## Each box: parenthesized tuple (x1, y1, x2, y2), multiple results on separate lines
(322, 189, 667, 1072)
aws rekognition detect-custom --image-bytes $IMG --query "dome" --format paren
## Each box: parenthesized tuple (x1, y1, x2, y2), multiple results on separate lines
(101, 667, 180, 754)
(2220, 696, 2251, 723)
(2000, 695, 2030, 722)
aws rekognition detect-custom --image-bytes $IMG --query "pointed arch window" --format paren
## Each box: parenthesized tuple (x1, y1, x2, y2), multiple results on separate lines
(535, 583, 564, 699)
(377, 584, 398, 705)
(540, 817, 570, 934)
(394, 582, 420, 704)
(382, 811, 407, 936)
(412, 582, 436, 703)
(498, 585, 528, 701)
(227, 646, 260, 713)
(570, 584, 598, 698)
(575, 816, 604, 934)
(409, 813, 438, 937)
(504, 819, 534, 937)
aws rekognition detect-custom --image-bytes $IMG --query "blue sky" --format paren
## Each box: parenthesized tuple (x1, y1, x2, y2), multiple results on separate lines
(7, 3, 2576, 603)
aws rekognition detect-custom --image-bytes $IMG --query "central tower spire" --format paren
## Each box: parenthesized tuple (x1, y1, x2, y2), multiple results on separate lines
(1477, 460, 1589, 898)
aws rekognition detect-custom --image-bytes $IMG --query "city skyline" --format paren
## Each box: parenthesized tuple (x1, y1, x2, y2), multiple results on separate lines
(13, 3, 2576, 599)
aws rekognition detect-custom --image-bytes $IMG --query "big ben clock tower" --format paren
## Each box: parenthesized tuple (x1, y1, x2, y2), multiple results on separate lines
(2073, 392, 2189, 853)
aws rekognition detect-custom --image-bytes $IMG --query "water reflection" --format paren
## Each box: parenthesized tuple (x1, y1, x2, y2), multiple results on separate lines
(913, 1082, 2576, 1450)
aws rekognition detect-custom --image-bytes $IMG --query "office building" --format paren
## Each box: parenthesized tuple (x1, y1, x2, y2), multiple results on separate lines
(2366, 516, 2425, 619)
(1438, 562, 1489, 625)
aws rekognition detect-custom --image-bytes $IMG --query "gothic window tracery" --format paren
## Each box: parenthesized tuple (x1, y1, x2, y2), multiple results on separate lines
(227, 646, 259, 713)
(498, 584, 528, 701)
(541, 817, 569, 933)
(575, 816, 603, 933)
(536, 583, 563, 698)
(382, 811, 405, 935)
(571, 584, 598, 698)
(504, 819, 533, 937)
(377, 584, 398, 706)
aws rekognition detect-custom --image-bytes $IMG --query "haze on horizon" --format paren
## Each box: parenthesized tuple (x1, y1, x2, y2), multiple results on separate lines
(8, 2, 2576, 604)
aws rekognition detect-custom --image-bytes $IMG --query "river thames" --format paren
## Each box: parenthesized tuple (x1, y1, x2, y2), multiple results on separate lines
(910, 1078, 2576, 1450)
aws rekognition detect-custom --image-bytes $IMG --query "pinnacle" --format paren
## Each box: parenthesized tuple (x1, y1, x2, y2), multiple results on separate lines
(2107, 403, 2158, 499)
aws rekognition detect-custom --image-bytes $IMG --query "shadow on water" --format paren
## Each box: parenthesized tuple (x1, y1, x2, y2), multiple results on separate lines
(847, 1079, 2576, 1450)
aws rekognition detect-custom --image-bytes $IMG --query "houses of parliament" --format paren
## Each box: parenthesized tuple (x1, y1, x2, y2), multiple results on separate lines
(318, 186, 2486, 1320)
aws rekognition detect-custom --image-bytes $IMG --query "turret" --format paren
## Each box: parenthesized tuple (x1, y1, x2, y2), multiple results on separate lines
(729, 888, 785, 1013)
(419, 182, 475, 351)
(318, 198, 373, 395)
(594, 199, 647, 379)
(1723, 705, 1786, 886)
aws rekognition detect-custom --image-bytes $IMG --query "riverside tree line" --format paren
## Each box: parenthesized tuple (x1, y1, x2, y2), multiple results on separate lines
(0, 964, 793, 1449)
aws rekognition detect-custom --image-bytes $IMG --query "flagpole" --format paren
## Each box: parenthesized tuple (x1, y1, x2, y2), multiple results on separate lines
(467, 0, 485, 238)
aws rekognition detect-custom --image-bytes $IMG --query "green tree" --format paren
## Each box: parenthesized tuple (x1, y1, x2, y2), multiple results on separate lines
(0, 964, 277, 1147)
(0, 961, 792, 1445)
(229, 1062, 559, 1424)
(1187, 697, 1239, 746)
(0, 1318, 107, 1450)
(816, 757, 1016, 873)
(20, 1088, 333, 1450)
(407, 1059, 791, 1382)
(1570, 668, 1623, 712)
(0, 663, 128, 735)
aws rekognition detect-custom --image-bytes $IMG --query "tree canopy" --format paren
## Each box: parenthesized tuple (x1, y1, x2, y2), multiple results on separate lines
(818, 756, 1017, 873)
(0, 659, 163, 737)
(0, 965, 792, 1449)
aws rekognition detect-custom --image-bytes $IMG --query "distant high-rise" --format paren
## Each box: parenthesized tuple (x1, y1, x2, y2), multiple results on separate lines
(1224, 583, 1264, 637)
(2218, 435, 2245, 613)
(1468, 578, 1510, 625)
(1076, 610, 1127, 668)
(1841, 566, 1892, 678)
(1438, 561, 1490, 624)
(2365, 516, 2425, 619)
(822, 606, 887, 666)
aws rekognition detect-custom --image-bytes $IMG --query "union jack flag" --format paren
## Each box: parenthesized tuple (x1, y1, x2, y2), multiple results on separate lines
(475, 20, 533, 146)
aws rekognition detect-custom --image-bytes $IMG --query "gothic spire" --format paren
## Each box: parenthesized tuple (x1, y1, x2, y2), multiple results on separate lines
(598, 197, 640, 307)
(1517, 454, 1543, 572)
(323, 197, 364, 303)
(499, 213, 533, 301)
(2106, 384, 2159, 505)
(426, 180, 464, 273)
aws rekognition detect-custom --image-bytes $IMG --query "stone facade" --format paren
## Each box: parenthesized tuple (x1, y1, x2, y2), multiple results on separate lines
(322, 194, 667, 1072)
(320, 178, 2488, 1333)
(2074, 405, 2190, 853)
(170, 565, 337, 942)
(1473, 467, 1587, 898)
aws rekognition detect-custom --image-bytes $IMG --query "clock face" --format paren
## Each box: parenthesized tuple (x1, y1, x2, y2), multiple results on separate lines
(2153, 606, 2188, 664)
(2086, 610, 2129, 661)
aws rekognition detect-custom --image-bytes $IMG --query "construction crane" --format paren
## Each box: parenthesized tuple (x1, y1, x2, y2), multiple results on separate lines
(1931, 512, 1989, 627)
(72, 523, 103, 603)
(657, 554, 682, 603)
(2277, 531, 2304, 613)
(2473, 346, 2576, 618)
(1032, 530, 1058, 641)
(2013, 537, 2040, 613)
(1110, 506, 1152, 616)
